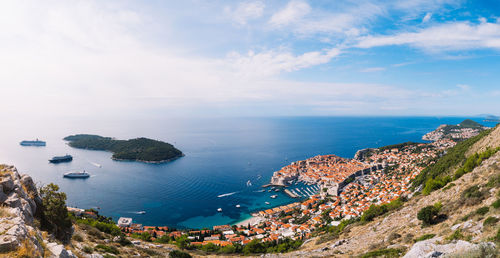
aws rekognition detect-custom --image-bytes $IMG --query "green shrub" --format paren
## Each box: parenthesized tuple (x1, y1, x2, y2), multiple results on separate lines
(415, 234, 436, 242)
(72, 233, 83, 242)
(486, 174, 500, 187)
(95, 244, 119, 255)
(360, 248, 402, 258)
(496, 228, 500, 242)
(446, 229, 465, 241)
(423, 177, 451, 195)
(417, 205, 440, 226)
(476, 206, 489, 216)
(360, 198, 404, 222)
(483, 216, 499, 227)
(461, 185, 488, 206)
(492, 199, 500, 209)
(169, 250, 192, 258)
(443, 183, 455, 191)
(83, 246, 93, 254)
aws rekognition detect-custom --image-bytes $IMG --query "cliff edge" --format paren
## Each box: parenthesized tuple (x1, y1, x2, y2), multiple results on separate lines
(0, 165, 76, 257)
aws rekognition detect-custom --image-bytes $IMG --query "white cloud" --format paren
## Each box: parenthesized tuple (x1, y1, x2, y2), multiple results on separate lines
(361, 67, 386, 72)
(226, 47, 341, 78)
(422, 12, 432, 23)
(356, 20, 500, 51)
(456, 84, 470, 91)
(226, 1, 265, 25)
(268, 1, 383, 37)
(269, 0, 310, 27)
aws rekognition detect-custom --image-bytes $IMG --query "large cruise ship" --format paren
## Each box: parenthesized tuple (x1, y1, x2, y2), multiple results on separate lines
(20, 139, 46, 146)
(63, 170, 90, 178)
(49, 155, 73, 163)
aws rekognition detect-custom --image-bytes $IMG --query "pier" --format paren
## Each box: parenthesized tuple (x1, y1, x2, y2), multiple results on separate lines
(284, 189, 300, 198)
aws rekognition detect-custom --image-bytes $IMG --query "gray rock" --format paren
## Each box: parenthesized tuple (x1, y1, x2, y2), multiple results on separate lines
(85, 254, 104, 258)
(6, 224, 28, 239)
(450, 223, 461, 231)
(0, 235, 19, 252)
(4, 192, 21, 208)
(404, 238, 487, 258)
(1, 175, 14, 193)
(20, 175, 36, 193)
(47, 242, 77, 258)
(0, 184, 7, 203)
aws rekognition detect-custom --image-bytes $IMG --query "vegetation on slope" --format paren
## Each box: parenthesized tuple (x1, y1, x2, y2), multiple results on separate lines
(412, 128, 494, 194)
(39, 183, 73, 241)
(64, 134, 183, 162)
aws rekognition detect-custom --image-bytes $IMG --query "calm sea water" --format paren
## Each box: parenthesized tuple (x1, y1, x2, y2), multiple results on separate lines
(0, 116, 495, 229)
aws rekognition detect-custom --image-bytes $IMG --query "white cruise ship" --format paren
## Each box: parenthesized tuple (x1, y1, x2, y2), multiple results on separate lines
(63, 171, 90, 178)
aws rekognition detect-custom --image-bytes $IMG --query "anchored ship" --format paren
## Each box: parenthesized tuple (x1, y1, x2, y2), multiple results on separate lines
(63, 170, 90, 178)
(49, 155, 73, 163)
(20, 139, 46, 146)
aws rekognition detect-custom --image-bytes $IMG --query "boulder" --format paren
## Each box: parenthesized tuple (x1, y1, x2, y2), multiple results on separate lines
(404, 237, 491, 258)
(6, 224, 28, 239)
(47, 242, 77, 258)
(0, 235, 19, 252)
(1, 175, 14, 193)
(4, 192, 21, 208)
(0, 185, 7, 203)
(20, 175, 37, 194)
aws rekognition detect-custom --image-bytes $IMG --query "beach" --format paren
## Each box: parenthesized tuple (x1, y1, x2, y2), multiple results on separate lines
(235, 216, 264, 227)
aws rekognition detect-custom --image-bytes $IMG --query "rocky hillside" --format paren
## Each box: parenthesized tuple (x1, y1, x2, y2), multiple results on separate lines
(0, 165, 76, 257)
(279, 124, 500, 257)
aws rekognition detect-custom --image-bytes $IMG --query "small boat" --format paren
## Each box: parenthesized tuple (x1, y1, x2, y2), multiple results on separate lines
(236, 204, 241, 208)
(256, 189, 265, 192)
(268, 189, 272, 192)
(274, 189, 280, 192)
(265, 202, 270, 205)
(217, 208, 222, 212)
(270, 195, 277, 199)
(63, 170, 90, 178)
(50, 154, 73, 163)
(246, 180, 252, 187)
(137, 211, 146, 214)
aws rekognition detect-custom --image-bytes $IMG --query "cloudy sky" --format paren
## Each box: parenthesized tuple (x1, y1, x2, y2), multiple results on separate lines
(1, 0, 500, 118)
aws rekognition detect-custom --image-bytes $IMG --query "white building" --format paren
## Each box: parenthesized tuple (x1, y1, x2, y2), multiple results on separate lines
(117, 217, 133, 227)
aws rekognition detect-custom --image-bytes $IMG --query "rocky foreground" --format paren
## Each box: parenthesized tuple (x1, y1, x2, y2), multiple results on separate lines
(0, 165, 76, 257)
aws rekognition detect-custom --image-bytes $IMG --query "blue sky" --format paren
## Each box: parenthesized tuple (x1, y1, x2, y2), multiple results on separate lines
(0, 0, 499, 118)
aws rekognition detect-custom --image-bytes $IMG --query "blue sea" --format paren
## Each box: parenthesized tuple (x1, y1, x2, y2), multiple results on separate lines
(0, 116, 496, 229)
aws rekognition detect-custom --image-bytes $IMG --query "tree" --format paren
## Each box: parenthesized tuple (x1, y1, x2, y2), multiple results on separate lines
(39, 183, 73, 241)
(417, 205, 439, 226)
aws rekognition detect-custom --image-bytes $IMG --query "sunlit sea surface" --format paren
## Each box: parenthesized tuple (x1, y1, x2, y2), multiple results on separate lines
(0, 116, 495, 229)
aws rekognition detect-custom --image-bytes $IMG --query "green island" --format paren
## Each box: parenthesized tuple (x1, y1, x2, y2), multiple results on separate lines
(63, 134, 183, 163)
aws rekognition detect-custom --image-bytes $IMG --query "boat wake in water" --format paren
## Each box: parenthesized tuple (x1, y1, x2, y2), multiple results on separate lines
(217, 192, 238, 198)
(88, 161, 102, 168)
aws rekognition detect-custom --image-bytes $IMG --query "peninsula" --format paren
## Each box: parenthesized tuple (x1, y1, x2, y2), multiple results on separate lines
(422, 119, 487, 141)
(64, 134, 183, 163)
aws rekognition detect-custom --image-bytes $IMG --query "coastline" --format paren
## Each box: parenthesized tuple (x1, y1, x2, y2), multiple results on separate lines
(233, 215, 264, 227)
(111, 153, 185, 164)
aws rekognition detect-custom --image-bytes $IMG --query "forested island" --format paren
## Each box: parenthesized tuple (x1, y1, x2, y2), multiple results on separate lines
(64, 134, 183, 163)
